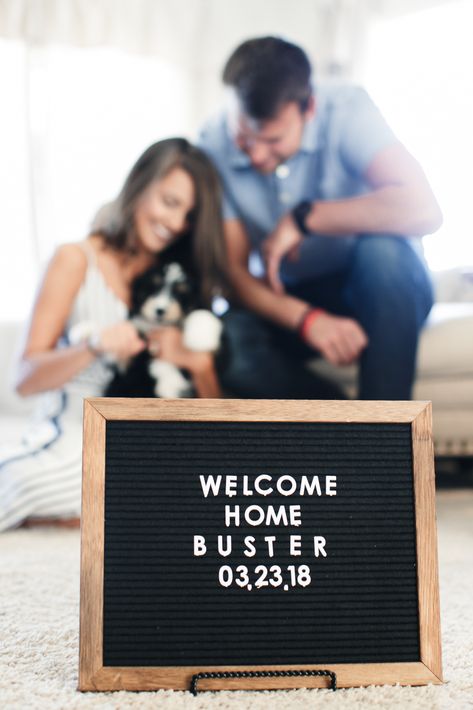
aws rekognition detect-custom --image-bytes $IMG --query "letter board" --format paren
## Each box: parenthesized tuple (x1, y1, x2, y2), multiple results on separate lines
(79, 399, 442, 692)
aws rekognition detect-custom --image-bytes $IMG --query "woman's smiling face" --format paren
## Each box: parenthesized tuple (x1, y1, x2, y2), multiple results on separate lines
(134, 167, 196, 254)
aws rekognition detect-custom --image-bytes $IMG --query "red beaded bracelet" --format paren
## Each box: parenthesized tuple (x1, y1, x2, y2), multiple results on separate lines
(297, 307, 325, 342)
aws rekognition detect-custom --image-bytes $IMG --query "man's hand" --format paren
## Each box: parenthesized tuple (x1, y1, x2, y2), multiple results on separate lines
(304, 311, 368, 366)
(262, 213, 303, 295)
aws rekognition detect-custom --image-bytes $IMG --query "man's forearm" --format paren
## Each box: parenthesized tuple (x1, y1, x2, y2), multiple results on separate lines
(305, 185, 442, 237)
(230, 266, 308, 330)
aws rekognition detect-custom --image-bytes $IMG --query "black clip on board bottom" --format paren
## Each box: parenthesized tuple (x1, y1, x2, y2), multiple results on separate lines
(190, 669, 337, 695)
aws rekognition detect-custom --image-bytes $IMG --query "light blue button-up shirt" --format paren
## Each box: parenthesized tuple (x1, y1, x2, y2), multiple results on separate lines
(199, 83, 400, 284)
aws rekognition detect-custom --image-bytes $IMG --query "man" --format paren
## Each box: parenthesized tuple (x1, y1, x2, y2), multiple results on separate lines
(199, 36, 441, 400)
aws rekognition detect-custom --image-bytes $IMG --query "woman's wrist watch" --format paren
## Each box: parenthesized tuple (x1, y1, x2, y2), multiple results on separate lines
(291, 200, 313, 235)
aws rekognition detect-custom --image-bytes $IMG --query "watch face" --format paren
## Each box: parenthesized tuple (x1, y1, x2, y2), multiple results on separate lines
(293, 201, 312, 235)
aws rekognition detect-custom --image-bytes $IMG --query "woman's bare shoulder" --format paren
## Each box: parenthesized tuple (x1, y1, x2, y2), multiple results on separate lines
(41, 241, 92, 296)
(23, 242, 92, 355)
(51, 240, 88, 268)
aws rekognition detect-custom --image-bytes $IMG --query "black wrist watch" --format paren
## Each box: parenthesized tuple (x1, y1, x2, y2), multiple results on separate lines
(291, 200, 313, 236)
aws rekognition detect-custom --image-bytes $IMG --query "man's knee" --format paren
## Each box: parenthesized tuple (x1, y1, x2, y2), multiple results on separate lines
(354, 235, 414, 278)
(349, 235, 434, 318)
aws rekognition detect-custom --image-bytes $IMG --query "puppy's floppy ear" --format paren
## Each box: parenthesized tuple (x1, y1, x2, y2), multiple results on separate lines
(131, 267, 163, 315)
(167, 264, 200, 314)
(159, 234, 195, 276)
(188, 273, 201, 311)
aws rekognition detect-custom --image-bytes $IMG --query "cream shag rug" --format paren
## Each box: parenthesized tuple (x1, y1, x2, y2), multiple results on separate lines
(1, 490, 472, 710)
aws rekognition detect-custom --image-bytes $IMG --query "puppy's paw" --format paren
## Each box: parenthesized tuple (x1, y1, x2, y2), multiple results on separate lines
(149, 359, 193, 398)
(183, 310, 222, 352)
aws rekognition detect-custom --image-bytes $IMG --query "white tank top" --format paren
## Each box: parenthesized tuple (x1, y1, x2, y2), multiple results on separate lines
(64, 241, 128, 400)
(30, 241, 129, 428)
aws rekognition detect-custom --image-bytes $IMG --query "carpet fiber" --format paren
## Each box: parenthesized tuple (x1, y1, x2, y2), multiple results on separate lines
(1, 490, 472, 709)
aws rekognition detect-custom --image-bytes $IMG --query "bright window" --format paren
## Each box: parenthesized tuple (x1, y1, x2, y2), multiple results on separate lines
(362, 0, 473, 271)
(0, 40, 191, 320)
(0, 41, 37, 321)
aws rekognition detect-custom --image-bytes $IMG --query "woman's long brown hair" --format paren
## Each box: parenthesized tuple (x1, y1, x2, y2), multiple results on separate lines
(94, 138, 228, 306)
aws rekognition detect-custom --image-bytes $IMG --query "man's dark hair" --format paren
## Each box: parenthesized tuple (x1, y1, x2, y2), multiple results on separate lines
(222, 36, 313, 120)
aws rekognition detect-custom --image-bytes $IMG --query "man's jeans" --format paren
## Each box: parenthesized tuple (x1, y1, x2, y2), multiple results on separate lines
(218, 236, 434, 400)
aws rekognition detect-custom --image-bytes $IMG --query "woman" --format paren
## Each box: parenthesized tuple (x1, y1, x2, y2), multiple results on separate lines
(0, 138, 227, 531)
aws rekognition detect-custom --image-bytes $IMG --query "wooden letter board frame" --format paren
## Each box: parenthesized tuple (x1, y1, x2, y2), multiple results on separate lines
(79, 398, 442, 692)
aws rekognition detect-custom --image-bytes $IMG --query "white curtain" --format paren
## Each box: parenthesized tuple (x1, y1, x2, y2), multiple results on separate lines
(10, 0, 459, 130)
(376, 0, 459, 16)
(0, 1, 454, 54)
(0, 0, 362, 60)
(0, 0, 377, 119)
(0, 0, 456, 106)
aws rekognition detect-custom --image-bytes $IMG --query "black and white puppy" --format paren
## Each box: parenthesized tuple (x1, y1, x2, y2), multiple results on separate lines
(103, 262, 222, 398)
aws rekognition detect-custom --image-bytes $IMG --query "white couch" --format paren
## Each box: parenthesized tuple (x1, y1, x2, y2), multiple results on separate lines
(1, 269, 473, 457)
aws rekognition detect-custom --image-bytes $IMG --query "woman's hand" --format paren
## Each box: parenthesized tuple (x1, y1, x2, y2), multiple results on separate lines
(98, 321, 146, 361)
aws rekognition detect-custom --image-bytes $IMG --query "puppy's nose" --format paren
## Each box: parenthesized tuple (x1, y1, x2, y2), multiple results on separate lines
(155, 307, 165, 318)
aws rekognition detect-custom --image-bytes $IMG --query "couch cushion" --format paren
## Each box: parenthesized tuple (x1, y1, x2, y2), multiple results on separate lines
(419, 303, 473, 377)
(429, 409, 473, 456)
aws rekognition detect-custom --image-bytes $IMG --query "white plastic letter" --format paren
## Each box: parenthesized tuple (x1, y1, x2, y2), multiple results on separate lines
(244, 535, 256, 557)
(264, 535, 276, 557)
(245, 505, 265, 526)
(225, 505, 240, 527)
(194, 535, 207, 556)
(266, 505, 289, 526)
(276, 475, 297, 496)
(314, 536, 327, 557)
(243, 476, 253, 496)
(300, 475, 322, 496)
(290, 535, 302, 556)
(289, 505, 302, 526)
(254, 474, 273, 496)
(218, 535, 232, 556)
(199, 475, 222, 498)
(326, 476, 337, 496)
(225, 475, 238, 498)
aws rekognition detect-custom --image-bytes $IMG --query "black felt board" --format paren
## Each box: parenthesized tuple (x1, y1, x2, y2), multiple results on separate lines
(102, 421, 419, 667)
